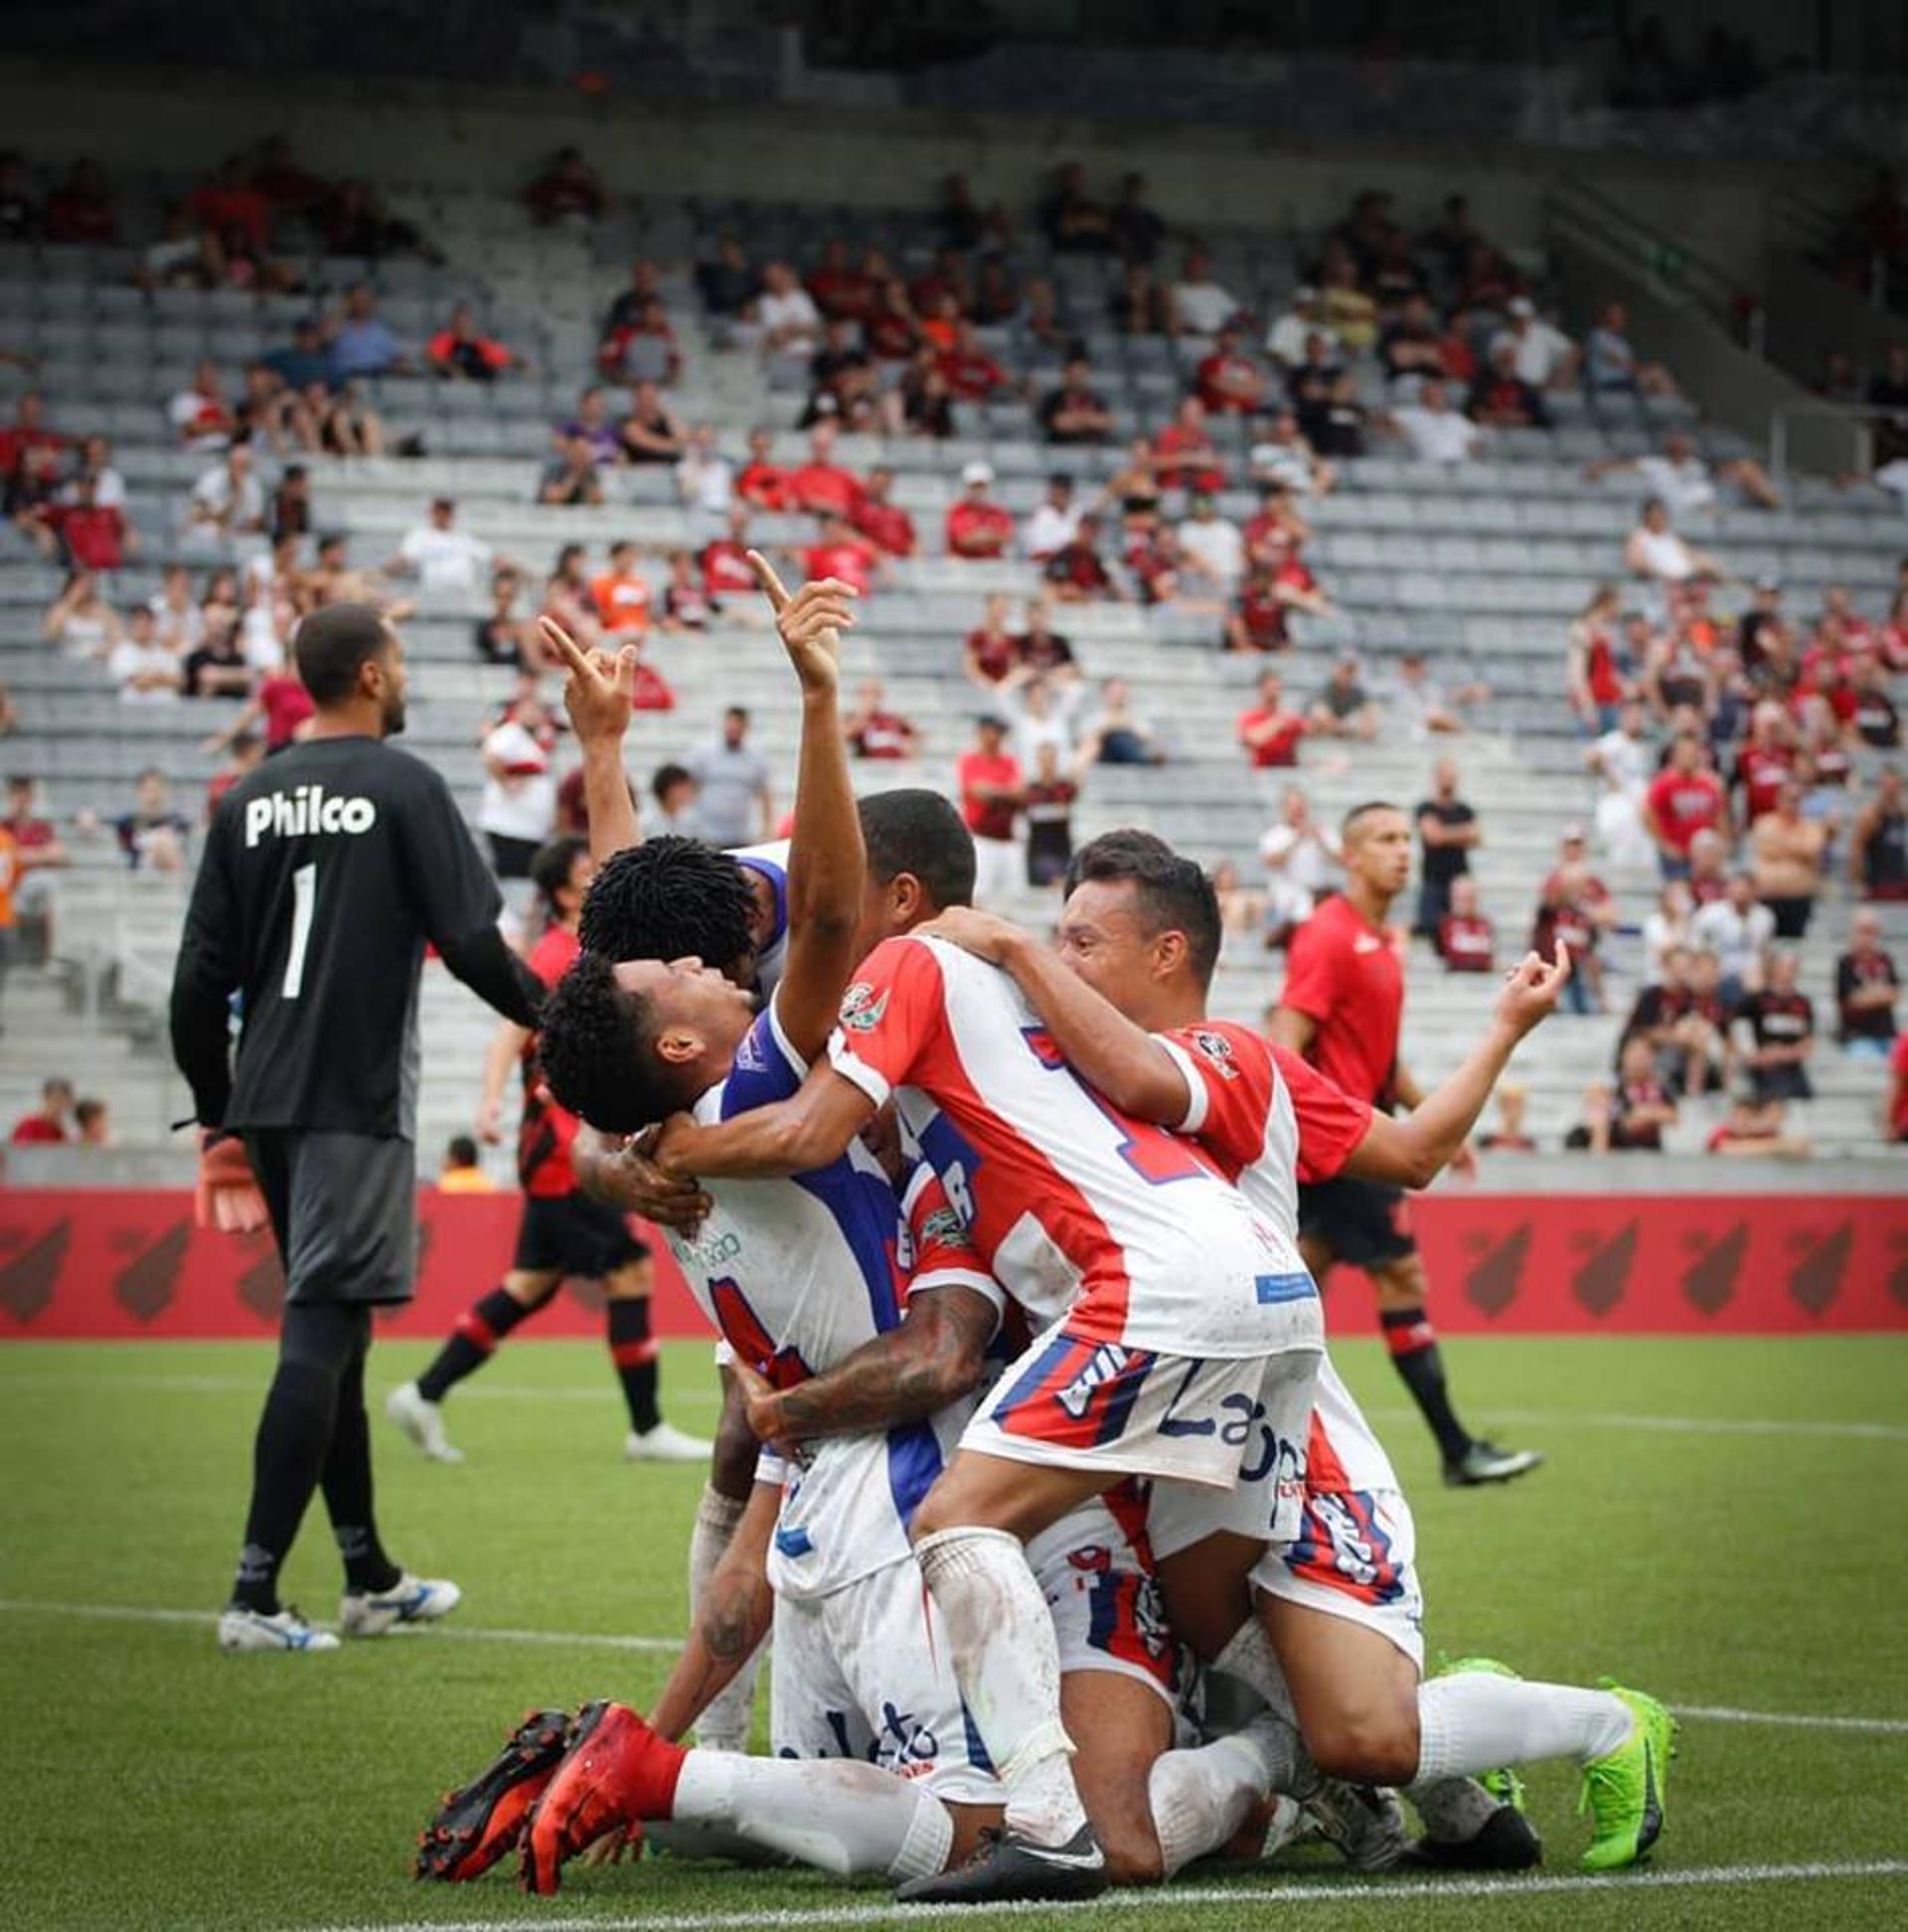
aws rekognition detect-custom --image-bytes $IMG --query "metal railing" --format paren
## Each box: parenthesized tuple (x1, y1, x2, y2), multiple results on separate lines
(1545, 175, 1759, 354)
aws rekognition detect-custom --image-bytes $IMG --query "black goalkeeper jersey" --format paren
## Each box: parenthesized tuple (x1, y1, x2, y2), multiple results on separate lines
(171, 733, 544, 1139)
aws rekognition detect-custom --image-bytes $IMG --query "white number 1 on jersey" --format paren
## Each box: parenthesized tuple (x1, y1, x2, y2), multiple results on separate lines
(283, 861, 317, 998)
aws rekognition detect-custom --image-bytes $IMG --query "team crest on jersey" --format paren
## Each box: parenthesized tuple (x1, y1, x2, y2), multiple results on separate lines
(917, 1204, 968, 1248)
(1191, 1029, 1238, 1077)
(839, 982, 888, 1033)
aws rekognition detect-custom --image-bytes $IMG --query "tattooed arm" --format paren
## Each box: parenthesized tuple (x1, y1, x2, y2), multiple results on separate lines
(736, 1285, 1000, 1448)
(647, 1477, 779, 1742)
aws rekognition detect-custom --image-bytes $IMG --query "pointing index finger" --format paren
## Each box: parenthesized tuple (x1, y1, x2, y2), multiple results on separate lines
(747, 550, 791, 612)
(539, 615, 593, 677)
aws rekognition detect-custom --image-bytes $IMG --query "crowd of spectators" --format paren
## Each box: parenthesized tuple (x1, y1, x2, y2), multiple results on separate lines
(7, 1075, 112, 1147)
(1542, 494, 1908, 1150)
(4, 149, 1905, 1154)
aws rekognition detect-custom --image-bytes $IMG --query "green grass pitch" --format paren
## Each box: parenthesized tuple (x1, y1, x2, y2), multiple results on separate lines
(3, 1332, 1906, 1931)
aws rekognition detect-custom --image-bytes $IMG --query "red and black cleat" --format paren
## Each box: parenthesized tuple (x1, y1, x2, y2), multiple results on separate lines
(520, 1700, 686, 1895)
(414, 1708, 573, 1881)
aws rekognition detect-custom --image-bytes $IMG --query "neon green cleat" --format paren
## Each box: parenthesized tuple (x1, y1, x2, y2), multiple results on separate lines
(1578, 1680, 1677, 1871)
(1433, 1656, 1527, 1813)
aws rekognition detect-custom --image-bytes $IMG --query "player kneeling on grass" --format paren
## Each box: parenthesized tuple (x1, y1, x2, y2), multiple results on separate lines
(909, 835, 1675, 1874)
(420, 568, 1315, 1901)
(629, 872, 1334, 1898)
(439, 559, 1006, 1893)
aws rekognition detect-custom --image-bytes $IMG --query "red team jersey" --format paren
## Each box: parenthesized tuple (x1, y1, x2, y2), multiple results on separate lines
(1279, 894, 1404, 1107)
(825, 935, 1315, 1359)
(518, 925, 584, 1196)
(1157, 1022, 1371, 1236)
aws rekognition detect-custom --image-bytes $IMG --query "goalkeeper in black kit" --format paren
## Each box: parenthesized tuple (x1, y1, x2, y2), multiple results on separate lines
(171, 602, 547, 1654)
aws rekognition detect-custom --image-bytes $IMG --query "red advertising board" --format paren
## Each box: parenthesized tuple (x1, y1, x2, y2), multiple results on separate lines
(0, 1189, 1903, 1340)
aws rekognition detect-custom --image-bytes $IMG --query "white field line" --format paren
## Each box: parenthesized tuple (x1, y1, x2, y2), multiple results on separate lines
(2, 1598, 1904, 1734)
(1362, 1403, 1908, 1443)
(0, 1369, 716, 1407)
(2, 1368, 1901, 1439)
(293, 1858, 1908, 1932)
(0, 1598, 675, 1652)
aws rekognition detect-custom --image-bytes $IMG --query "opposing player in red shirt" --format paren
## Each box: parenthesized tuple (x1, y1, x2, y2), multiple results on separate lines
(1271, 802, 1542, 1488)
(912, 835, 1664, 1875)
(386, 835, 709, 1468)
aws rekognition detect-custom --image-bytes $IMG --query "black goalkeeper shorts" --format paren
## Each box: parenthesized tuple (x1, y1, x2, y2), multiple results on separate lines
(244, 1129, 416, 1306)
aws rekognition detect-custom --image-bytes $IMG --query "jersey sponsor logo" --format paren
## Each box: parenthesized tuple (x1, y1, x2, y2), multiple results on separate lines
(679, 1226, 741, 1272)
(838, 981, 889, 1033)
(1057, 1342, 1135, 1420)
(733, 1025, 766, 1071)
(1191, 1029, 1237, 1075)
(242, 784, 378, 848)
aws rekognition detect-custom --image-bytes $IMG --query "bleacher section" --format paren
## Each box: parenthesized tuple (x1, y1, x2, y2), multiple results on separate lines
(2, 172, 1902, 1166)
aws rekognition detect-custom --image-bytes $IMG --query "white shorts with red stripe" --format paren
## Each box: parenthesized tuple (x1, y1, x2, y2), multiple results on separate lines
(1249, 1485, 1425, 1670)
(962, 1316, 1321, 1503)
(1028, 1497, 1183, 1711)
(768, 1554, 1000, 1807)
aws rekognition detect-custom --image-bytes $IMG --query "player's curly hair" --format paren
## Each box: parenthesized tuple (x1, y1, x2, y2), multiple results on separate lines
(577, 835, 759, 973)
(537, 950, 688, 1136)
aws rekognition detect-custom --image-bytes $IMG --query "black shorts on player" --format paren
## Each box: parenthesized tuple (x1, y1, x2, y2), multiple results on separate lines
(1298, 1175, 1416, 1269)
(513, 1192, 651, 1278)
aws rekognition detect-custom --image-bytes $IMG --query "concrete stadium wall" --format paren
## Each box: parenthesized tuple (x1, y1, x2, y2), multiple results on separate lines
(2, 1186, 1902, 1339)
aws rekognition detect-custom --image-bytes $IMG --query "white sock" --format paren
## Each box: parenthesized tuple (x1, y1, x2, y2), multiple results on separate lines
(687, 1486, 760, 1752)
(1146, 1719, 1280, 1877)
(672, 1751, 953, 1880)
(915, 1527, 1085, 1844)
(1416, 1675, 1633, 1781)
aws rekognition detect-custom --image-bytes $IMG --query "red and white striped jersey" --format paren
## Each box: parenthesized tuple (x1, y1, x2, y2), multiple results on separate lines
(1155, 1019, 1398, 1498)
(825, 936, 1319, 1360)
(1155, 1020, 1372, 1236)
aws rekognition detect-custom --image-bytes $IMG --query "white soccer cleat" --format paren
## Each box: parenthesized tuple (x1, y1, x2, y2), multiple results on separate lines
(1306, 1780, 1409, 1872)
(217, 1605, 340, 1654)
(624, 1420, 713, 1463)
(339, 1572, 462, 1639)
(386, 1380, 465, 1463)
